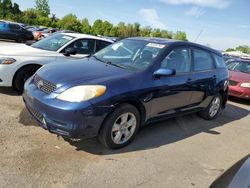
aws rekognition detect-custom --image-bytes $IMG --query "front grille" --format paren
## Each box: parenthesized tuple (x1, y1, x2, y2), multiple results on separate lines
(229, 80, 238, 86)
(34, 75, 56, 94)
(28, 105, 44, 123)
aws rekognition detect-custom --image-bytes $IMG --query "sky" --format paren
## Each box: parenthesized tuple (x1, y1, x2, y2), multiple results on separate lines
(12, 0, 250, 50)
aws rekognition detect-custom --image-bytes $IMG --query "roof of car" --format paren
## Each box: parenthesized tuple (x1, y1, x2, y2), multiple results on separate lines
(62, 33, 114, 43)
(129, 37, 221, 56)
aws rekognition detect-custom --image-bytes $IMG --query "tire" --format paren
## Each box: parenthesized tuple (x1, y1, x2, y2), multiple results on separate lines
(13, 65, 40, 92)
(198, 94, 222, 120)
(98, 104, 140, 149)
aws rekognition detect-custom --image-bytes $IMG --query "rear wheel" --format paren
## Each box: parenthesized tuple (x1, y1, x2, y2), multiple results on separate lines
(198, 94, 222, 120)
(13, 65, 40, 92)
(98, 104, 140, 149)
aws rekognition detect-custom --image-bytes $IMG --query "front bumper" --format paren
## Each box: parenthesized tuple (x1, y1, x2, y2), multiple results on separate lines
(229, 85, 250, 99)
(0, 64, 14, 87)
(23, 79, 112, 139)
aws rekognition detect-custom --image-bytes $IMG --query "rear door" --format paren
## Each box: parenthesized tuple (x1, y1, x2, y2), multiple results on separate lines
(150, 47, 194, 117)
(188, 48, 217, 105)
(0, 22, 10, 39)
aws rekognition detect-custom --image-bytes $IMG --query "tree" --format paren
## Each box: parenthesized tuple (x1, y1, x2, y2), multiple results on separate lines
(174, 31, 187, 41)
(102, 20, 113, 36)
(151, 28, 162, 37)
(161, 30, 173, 39)
(235, 45, 250, 54)
(21, 8, 39, 25)
(81, 18, 91, 34)
(92, 19, 104, 35)
(225, 48, 235, 52)
(57, 14, 82, 32)
(117, 22, 126, 38)
(109, 26, 118, 37)
(140, 26, 152, 37)
(1, 0, 12, 18)
(35, 0, 50, 17)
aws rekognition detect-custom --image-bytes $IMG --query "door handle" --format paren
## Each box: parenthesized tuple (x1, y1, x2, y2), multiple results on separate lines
(186, 78, 192, 83)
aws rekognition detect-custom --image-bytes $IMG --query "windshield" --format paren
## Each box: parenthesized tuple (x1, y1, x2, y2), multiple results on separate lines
(31, 33, 75, 51)
(94, 39, 166, 71)
(227, 61, 250, 74)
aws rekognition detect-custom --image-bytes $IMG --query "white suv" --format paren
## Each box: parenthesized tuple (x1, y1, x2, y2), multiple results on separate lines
(0, 33, 113, 91)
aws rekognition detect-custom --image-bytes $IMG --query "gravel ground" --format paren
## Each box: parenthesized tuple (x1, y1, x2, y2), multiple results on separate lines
(0, 87, 249, 188)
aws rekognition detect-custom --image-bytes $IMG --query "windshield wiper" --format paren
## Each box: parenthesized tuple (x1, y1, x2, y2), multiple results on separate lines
(92, 55, 106, 63)
(106, 61, 126, 69)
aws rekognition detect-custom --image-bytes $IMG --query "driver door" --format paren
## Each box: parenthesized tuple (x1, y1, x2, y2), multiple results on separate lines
(150, 47, 193, 117)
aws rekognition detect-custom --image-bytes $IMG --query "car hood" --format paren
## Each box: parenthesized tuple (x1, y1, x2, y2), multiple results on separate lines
(229, 71, 250, 82)
(36, 58, 132, 89)
(0, 43, 56, 56)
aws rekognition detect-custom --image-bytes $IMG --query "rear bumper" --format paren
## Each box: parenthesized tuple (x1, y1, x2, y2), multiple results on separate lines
(23, 79, 112, 139)
(229, 86, 250, 99)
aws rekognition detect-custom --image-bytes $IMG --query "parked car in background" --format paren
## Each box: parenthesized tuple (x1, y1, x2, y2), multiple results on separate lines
(33, 28, 59, 40)
(29, 27, 48, 41)
(227, 60, 250, 99)
(0, 33, 113, 91)
(0, 20, 34, 42)
(23, 38, 229, 149)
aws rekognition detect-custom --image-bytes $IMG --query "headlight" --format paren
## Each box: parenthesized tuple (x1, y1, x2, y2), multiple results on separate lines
(0, 58, 16, 65)
(56, 85, 106, 102)
(240, 83, 250, 88)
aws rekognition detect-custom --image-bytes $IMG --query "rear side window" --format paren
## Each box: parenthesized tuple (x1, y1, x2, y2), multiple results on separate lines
(9, 24, 21, 31)
(96, 40, 111, 52)
(213, 54, 226, 68)
(193, 48, 214, 71)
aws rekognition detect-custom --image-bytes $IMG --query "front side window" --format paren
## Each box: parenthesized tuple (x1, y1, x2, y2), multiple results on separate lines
(94, 39, 166, 71)
(31, 34, 74, 51)
(66, 39, 95, 54)
(193, 48, 214, 71)
(161, 47, 191, 73)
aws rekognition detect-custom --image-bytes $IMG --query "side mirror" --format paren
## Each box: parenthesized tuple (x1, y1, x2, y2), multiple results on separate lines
(64, 48, 77, 56)
(153, 68, 176, 79)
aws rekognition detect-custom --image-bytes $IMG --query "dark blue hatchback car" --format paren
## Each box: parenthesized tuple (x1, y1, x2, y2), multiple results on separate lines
(23, 38, 229, 149)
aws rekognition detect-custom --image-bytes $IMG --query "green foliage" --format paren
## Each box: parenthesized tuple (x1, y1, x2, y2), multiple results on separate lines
(0, 0, 188, 42)
(81, 18, 91, 34)
(35, 0, 50, 17)
(0, 0, 22, 20)
(226, 46, 250, 54)
(57, 14, 82, 32)
(225, 48, 235, 52)
(174, 31, 187, 41)
(235, 45, 250, 54)
(92, 19, 104, 35)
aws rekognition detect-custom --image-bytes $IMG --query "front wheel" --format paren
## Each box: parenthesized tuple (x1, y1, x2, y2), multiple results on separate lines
(198, 94, 222, 120)
(98, 104, 140, 149)
(13, 65, 40, 92)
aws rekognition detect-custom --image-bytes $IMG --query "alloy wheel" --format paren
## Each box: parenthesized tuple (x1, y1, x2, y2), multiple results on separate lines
(111, 112, 137, 145)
